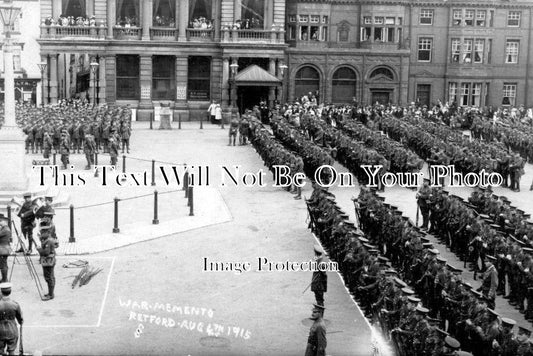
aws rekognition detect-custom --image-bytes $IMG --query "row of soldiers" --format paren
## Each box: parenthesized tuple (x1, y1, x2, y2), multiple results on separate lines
(17, 102, 132, 155)
(306, 185, 533, 355)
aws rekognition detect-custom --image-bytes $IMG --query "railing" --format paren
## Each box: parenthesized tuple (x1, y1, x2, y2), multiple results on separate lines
(150, 27, 178, 41)
(40, 25, 107, 39)
(113, 26, 142, 40)
(221, 26, 285, 44)
(185, 28, 215, 41)
(359, 40, 401, 50)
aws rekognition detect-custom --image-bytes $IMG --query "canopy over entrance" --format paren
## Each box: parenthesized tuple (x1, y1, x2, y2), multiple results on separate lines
(234, 65, 281, 86)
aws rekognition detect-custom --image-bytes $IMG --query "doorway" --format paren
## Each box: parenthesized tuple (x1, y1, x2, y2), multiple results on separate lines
(371, 91, 391, 105)
(237, 86, 269, 114)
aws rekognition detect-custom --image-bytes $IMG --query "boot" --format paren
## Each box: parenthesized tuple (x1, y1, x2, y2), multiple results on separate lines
(43, 284, 54, 300)
(0, 268, 7, 283)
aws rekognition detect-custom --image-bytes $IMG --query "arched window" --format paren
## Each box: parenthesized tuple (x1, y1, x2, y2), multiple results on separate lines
(295, 66, 320, 99)
(369, 67, 394, 81)
(332, 67, 356, 103)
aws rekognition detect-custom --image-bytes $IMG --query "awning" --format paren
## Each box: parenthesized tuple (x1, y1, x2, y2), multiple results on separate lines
(234, 65, 281, 86)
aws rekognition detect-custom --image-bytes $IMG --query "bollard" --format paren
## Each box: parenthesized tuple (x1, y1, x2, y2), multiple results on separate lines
(151, 159, 156, 186)
(184, 171, 189, 197)
(113, 197, 120, 233)
(94, 152, 99, 177)
(152, 190, 159, 225)
(200, 113, 204, 129)
(6, 206, 11, 231)
(53, 152, 57, 166)
(69, 205, 76, 242)
(178, 112, 182, 130)
(150, 112, 153, 130)
(121, 155, 127, 182)
(188, 187, 194, 216)
(221, 114, 225, 129)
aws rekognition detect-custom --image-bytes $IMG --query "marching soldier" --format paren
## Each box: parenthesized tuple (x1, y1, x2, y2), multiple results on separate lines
(109, 137, 119, 167)
(59, 131, 70, 170)
(305, 304, 327, 356)
(83, 134, 96, 170)
(16, 193, 35, 255)
(417, 178, 431, 230)
(42, 132, 53, 160)
(0, 283, 23, 356)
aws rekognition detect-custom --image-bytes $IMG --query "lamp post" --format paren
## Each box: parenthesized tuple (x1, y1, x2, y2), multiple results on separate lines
(0, 0, 27, 191)
(37, 61, 47, 107)
(90, 60, 99, 107)
(278, 62, 288, 103)
(229, 61, 238, 108)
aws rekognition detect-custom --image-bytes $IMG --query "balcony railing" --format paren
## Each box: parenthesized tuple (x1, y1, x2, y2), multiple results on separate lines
(150, 27, 178, 41)
(359, 40, 401, 50)
(40, 25, 107, 39)
(113, 26, 142, 40)
(221, 26, 285, 44)
(185, 28, 215, 41)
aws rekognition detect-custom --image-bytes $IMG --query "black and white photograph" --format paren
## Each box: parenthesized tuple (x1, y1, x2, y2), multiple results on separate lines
(1, 0, 533, 355)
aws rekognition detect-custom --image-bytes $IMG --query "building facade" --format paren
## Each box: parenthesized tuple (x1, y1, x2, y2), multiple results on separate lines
(37, 0, 533, 119)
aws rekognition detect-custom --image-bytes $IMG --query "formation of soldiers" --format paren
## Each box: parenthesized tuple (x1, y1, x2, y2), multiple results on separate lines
(306, 185, 533, 355)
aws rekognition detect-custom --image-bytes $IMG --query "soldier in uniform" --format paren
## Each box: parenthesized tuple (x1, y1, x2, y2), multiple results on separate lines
(121, 123, 131, 154)
(35, 196, 54, 221)
(0, 220, 11, 283)
(16, 193, 35, 254)
(109, 137, 119, 167)
(305, 304, 327, 356)
(59, 131, 70, 170)
(83, 134, 96, 170)
(37, 221, 58, 301)
(42, 132, 53, 160)
(0, 283, 23, 356)
(311, 245, 327, 307)
(480, 255, 498, 309)
(228, 115, 239, 146)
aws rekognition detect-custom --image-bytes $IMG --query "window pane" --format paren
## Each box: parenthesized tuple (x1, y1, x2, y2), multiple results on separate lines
(418, 38, 432, 61)
(451, 39, 461, 63)
(448, 82, 457, 103)
(476, 10, 486, 26)
(506, 41, 519, 63)
(188, 56, 211, 101)
(508, 11, 521, 27)
(332, 67, 356, 103)
(474, 39, 484, 63)
(152, 56, 175, 100)
(462, 39, 472, 63)
(116, 55, 139, 100)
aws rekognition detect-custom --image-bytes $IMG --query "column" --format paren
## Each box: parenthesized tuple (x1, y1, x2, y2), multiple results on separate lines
(107, 0, 116, 39)
(213, 0, 221, 41)
(89, 56, 96, 104)
(49, 54, 58, 104)
(105, 55, 116, 104)
(142, 0, 153, 40)
(268, 59, 276, 107)
(87, 0, 95, 17)
(178, 0, 189, 41)
(222, 58, 230, 108)
(137, 55, 153, 121)
(42, 55, 49, 105)
(98, 56, 106, 105)
(52, 0, 62, 19)
(174, 56, 189, 121)
(230, 57, 238, 108)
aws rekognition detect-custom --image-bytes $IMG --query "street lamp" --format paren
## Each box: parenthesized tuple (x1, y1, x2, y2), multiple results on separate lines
(229, 61, 239, 108)
(278, 62, 288, 77)
(37, 61, 47, 107)
(90, 60, 99, 107)
(230, 61, 239, 76)
(278, 62, 288, 103)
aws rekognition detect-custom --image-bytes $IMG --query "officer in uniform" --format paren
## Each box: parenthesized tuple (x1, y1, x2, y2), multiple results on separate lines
(35, 196, 54, 221)
(0, 283, 23, 356)
(16, 193, 35, 254)
(37, 222, 58, 301)
(311, 245, 327, 307)
(417, 179, 431, 230)
(0, 220, 11, 283)
(305, 304, 327, 356)
(480, 255, 498, 309)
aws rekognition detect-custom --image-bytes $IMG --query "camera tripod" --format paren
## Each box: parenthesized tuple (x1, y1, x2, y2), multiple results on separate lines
(9, 220, 46, 301)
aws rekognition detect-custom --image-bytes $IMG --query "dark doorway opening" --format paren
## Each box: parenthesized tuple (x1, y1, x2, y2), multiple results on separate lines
(416, 84, 431, 107)
(371, 91, 391, 105)
(238, 86, 269, 114)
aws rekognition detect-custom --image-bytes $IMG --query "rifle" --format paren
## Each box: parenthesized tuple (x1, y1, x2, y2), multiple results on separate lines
(416, 203, 420, 227)
(302, 273, 320, 294)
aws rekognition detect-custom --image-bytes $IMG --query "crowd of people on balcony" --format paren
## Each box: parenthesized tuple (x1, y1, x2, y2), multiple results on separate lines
(115, 16, 139, 28)
(229, 18, 264, 30)
(189, 17, 213, 30)
(153, 15, 175, 28)
(44, 15, 97, 27)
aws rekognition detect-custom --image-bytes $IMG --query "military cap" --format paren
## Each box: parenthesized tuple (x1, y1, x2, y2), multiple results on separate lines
(486, 255, 497, 262)
(357, 236, 369, 243)
(501, 318, 516, 327)
(436, 256, 447, 263)
(0, 282, 12, 290)
(384, 268, 397, 276)
(518, 326, 532, 336)
(407, 296, 421, 303)
(490, 224, 501, 229)
(423, 178, 430, 182)
(487, 308, 499, 317)
(43, 211, 55, 216)
(454, 352, 473, 356)
(445, 336, 461, 350)
(344, 221, 356, 227)
(479, 214, 490, 220)
(428, 248, 439, 255)
(523, 214, 531, 219)
(340, 214, 349, 220)
(393, 210, 403, 215)
(470, 289, 483, 298)
(447, 264, 462, 274)
(435, 328, 449, 337)
(464, 203, 477, 209)
(368, 249, 380, 255)
(378, 256, 390, 263)
(363, 243, 377, 249)
(523, 247, 533, 254)
(376, 196, 385, 201)
(313, 245, 323, 255)
(462, 282, 472, 289)
(441, 191, 449, 195)
(22, 192, 31, 198)
(415, 306, 429, 314)
(422, 242, 434, 249)
(401, 287, 415, 295)
(401, 216, 410, 221)
(383, 203, 390, 208)
(390, 205, 398, 210)
(517, 209, 525, 215)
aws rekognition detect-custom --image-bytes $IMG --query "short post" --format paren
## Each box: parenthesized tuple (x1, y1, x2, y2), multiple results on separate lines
(151, 159, 156, 186)
(94, 152, 99, 177)
(152, 190, 159, 224)
(178, 112, 182, 130)
(184, 171, 189, 197)
(200, 113, 204, 129)
(113, 197, 120, 233)
(221, 113, 225, 129)
(188, 187, 194, 216)
(69, 205, 76, 242)
(122, 155, 126, 174)
(150, 111, 153, 130)
(6, 206, 11, 230)
(52, 152, 57, 165)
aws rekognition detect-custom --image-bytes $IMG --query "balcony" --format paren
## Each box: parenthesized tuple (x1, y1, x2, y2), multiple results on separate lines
(113, 26, 142, 40)
(185, 28, 215, 41)
(359, 40, 401, 50)
(150, 27, 178, 41)
(221, 26, 285, 44)
(40, 25, 107, 40)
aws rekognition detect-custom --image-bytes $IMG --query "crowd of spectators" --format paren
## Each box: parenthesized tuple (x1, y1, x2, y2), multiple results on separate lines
(189, 17, 213, 30)
(44, 15, 98, 27)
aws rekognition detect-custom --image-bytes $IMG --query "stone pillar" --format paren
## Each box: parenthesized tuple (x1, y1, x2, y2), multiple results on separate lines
(107, 0, 116, 39)
(213, 0, 221, 41)
(52, 0, 62, 19)
(142, 0, 153, 40)
(137, 55, 153, 121)
(87, 0, 95, 17)
(222, 58, 230, 108)
(174, 56, 189, 121)
(178, 0, 189, 41)
(98, 56, 106, 105)
(49, 54, 58, 104)
(42, 55, 49, 105)
(105, 55, 116, 104)
(268, 59, 276, 107)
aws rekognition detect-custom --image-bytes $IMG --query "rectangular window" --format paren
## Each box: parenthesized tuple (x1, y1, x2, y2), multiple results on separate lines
(451, 38, 461, 63)
(418, 38, 432, 62)
(310, 15, 320, 23)
(322, 16, 328, 24)
(385, 17, 395, 25)
(116, 55, 139, 100)
(374, 27, 383, 41)
(374, 17, 384, 25)
(472, 83, 482, 106)
(361, 27, 371, 41)
(310, 26, 319, 40)
(152, 56, 175, 100)
(476, 11, 486, 27)
(420, 9, 434, 25)
(465, 10, 474, 26)
(505, 40, 519, 63)
(461, 83, 471, 105)
(299, 15, 308, 23)
(502, 83, 517, 106)
(449, 82, 458, 103)
(288, 15, 296, 23)
(117, 0, 140, 27)
(363, 16, 372, 25)
(322, 27, 328, 41)
(474, 39, 484, 63)
(397, 18, 402, 25)
(462, 39, 473, 63)
(386, 27, 394, 42)
(187, 56, 211, 101)
(508, 11, 521, 27)
(300, 26, 309, 40)
(288, 25, 296, 40)
(453, 10, 462, 26)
